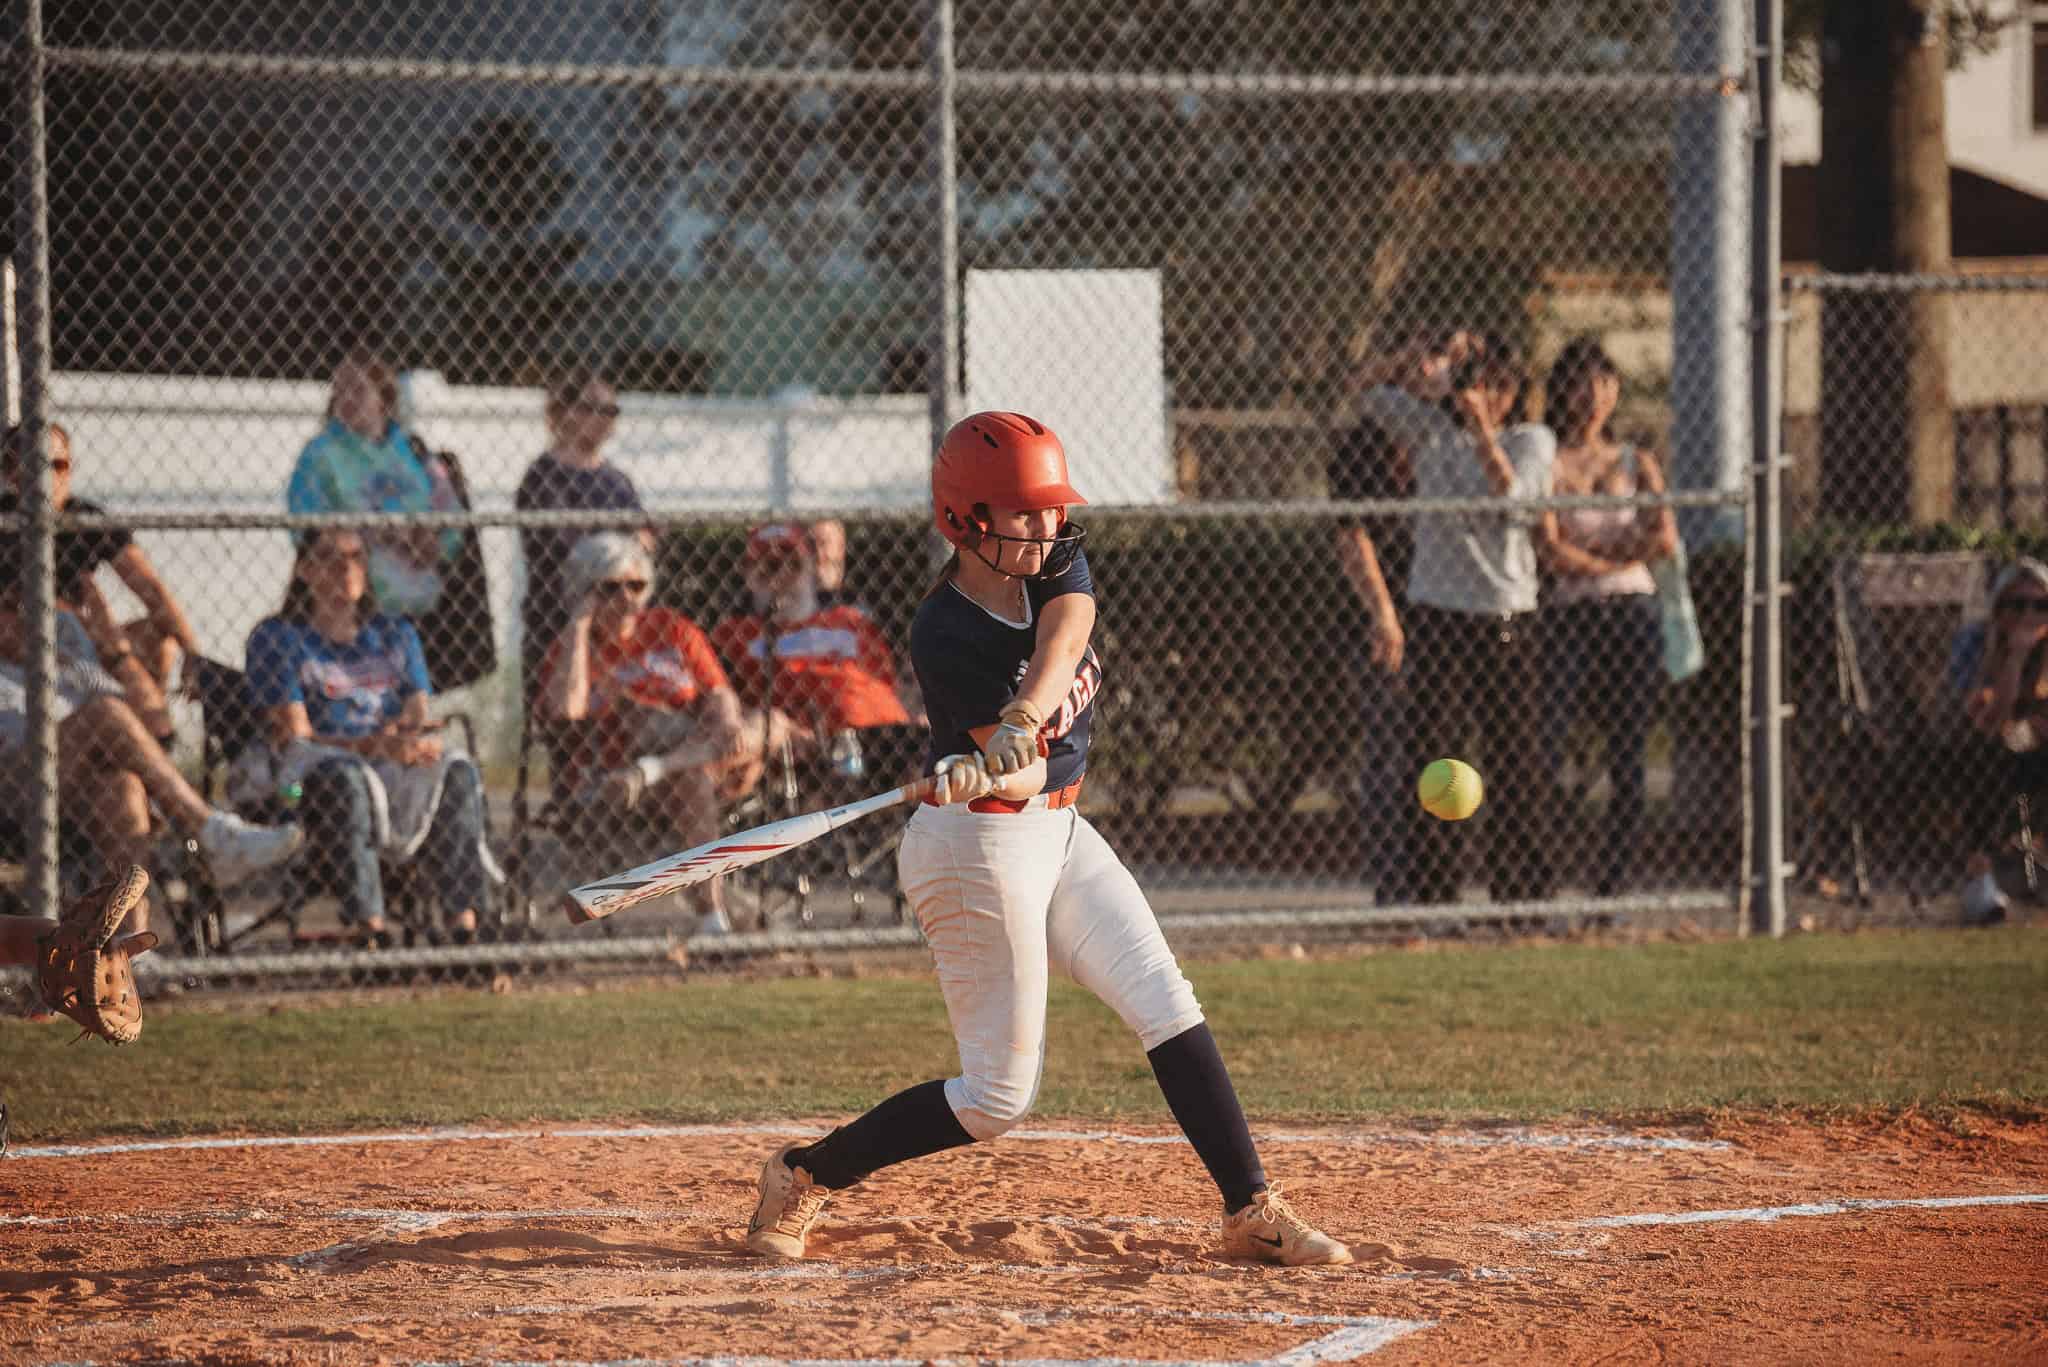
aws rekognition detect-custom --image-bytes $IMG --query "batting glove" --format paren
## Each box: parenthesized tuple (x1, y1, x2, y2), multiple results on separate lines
(982, 698, 1047, 776)
(932, 752, 995, 806)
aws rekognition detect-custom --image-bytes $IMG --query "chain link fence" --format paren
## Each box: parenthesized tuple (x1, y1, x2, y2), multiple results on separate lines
(1781, 272, 2048, 928)
(2, 1, 1775, 991)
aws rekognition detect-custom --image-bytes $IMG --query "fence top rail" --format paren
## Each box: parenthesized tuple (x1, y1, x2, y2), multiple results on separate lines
(48, 45, 1742, 101)
(9, 488, 1749, 537)
(1784, 272, 2048, 293)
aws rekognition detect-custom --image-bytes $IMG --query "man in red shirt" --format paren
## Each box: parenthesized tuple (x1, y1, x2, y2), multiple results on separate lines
(537, 532, 746, 932)
(711, 523, 919, 796)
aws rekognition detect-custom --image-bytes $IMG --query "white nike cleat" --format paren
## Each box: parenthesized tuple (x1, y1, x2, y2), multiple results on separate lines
(1220, 1185, 1354, 1266)
(745, 1144, 830, 1259)
(197, 811, 305, 889)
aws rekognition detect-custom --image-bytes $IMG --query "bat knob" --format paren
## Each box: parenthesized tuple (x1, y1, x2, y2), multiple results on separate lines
(560, 894, 597, 926)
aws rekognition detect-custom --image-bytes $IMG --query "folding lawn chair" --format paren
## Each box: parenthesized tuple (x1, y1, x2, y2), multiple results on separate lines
(1808, 551, 2016, 906)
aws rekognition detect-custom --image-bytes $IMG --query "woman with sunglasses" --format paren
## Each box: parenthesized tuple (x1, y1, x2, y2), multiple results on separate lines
(537, 532, 745, 934)
(1955, 558, 2048, 923)
(741, 412, 1351, 1268)
(516, 373, 648, 702)
(1, 422, 203, 697)
(246, 529, 496, 945)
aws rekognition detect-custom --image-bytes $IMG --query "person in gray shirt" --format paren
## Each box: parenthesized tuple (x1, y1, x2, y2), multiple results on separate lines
(1356, 332, 1556, 903)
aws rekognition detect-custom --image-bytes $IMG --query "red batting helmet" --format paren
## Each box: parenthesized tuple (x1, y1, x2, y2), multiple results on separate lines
(932, 411, 1087, 550)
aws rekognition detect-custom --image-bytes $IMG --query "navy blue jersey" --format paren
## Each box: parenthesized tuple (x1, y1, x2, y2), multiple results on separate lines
(911, 546, 1101, 791)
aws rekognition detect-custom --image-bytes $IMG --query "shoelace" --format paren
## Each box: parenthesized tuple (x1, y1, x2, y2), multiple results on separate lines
(777, 1179, 829, 1236)
(1250, 1184, 1316, 1238)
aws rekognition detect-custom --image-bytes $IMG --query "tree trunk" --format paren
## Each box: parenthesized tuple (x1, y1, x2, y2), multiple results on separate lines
(1817, 0, 1953, 526)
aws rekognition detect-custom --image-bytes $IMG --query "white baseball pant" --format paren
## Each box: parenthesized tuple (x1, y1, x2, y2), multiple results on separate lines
(897, 800, 1206, 1141)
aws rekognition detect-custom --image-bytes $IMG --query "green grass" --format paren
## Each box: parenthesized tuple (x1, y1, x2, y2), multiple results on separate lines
(4, 930, 2045, 1142)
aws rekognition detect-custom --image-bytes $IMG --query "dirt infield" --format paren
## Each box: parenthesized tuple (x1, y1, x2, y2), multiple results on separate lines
(3, 1114, 2046, 1365)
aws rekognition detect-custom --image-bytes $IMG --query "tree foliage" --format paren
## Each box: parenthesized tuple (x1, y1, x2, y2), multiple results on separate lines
(1781, 0, 2012, 90)
(424, 114, 589, 382)
(620, 0, 1679, 405)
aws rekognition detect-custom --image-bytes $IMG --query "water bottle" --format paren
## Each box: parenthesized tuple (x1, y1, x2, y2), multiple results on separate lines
(827, 728, 865, 781)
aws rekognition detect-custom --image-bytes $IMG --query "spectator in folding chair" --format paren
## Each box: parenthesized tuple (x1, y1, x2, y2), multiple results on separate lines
(0, 601, 302, 934)
(286, 348, 462, 620)
(710, 522, 921, 799)
(1, 423, 203, 691)
(243, 528, 498, 946)
(1952, 557, 2048, 924)
(535, 532, 746, 934)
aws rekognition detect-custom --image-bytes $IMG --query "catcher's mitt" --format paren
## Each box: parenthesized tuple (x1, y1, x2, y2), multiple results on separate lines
(34, 865, 158, 1045)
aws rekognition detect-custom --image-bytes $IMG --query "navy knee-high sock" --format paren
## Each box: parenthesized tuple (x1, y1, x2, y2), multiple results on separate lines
(1147, 1022, 1268, 1212)
(787, 1079, 975, 1190)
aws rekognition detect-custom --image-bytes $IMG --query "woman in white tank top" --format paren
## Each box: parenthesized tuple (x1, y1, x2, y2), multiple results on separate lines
(1535, 338, 1677, 896)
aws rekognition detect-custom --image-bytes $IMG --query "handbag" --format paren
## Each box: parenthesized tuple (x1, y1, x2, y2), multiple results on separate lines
(1621, 448, 1705, 684)
(1651, 537, 1706, 684)
(410, 441, 498, 693)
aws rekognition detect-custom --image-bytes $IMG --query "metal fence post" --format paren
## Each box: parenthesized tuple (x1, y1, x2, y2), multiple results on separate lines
(10, 0, 59, 922)
(3, 259, 17, 423)
(926, 0, 961, 453)
(1995, 404, 2015, 529)
(1670, 0, 1750, 549)
(1747, 0, 1787, 937)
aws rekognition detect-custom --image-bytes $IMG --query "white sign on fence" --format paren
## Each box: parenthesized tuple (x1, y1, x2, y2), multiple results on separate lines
(965, 269, 1172, 505)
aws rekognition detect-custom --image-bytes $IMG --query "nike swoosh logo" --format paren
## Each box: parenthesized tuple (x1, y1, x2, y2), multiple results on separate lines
(1252, 1234, 1285, 1249)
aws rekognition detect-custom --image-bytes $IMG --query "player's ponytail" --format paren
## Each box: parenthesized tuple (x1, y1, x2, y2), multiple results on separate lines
(921, 549, 962, 602)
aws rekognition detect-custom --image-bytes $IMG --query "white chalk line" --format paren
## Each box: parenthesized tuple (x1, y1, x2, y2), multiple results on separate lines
(1, 1120, 1727, 1162)
(11, 1190, 2047, 1245)
(0, 1205, 1186, 1234)
(413, 1303, 1434, 1367)
(19, 1301, 1431, 1367)
(1569, 1191, 2048, 1229)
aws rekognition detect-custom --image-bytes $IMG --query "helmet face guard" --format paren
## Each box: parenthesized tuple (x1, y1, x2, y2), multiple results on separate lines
(960, 516, 1088, 581)
(933, 412, 1088, 579)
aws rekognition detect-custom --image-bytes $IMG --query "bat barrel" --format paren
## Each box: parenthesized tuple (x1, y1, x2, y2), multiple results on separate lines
(560, 775, 940, 926)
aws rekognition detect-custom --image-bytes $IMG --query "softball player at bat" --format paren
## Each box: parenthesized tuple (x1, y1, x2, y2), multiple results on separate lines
(743, 412, 1351, 1267)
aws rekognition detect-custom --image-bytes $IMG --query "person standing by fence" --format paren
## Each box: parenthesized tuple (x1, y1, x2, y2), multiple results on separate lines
(1357, 333, 1557, 904)
(515, 372, 646, 701)
(1535, 337, 1676, 897)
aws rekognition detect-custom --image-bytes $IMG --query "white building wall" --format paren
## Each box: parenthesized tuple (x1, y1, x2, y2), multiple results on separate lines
(59, 372, 931, 751)
(1779, 17, 2048, 198)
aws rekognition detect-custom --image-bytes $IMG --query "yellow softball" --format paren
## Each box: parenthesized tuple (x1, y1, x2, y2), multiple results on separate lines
(1418, 758, 1483, 822)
